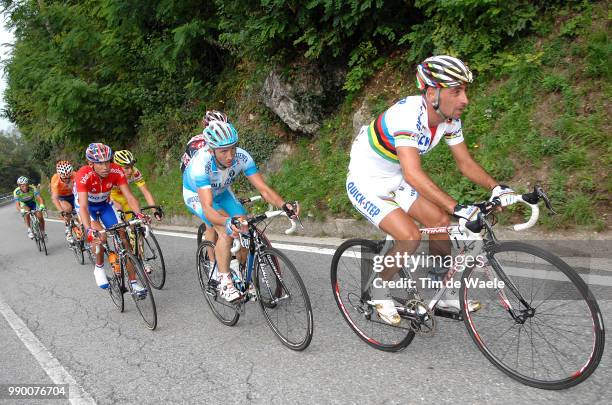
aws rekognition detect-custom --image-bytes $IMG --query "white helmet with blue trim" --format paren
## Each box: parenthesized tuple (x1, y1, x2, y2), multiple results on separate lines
(204, 121, 239, 149)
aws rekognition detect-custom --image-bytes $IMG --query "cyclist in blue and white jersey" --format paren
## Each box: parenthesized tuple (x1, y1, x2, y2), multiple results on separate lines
(180, 110, 228, 173)
(183, 121, 298, 302)
(347, 55, 518, 325)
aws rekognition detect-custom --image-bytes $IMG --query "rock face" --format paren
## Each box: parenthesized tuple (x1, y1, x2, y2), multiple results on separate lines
(261, 61, 345, 136)
(262, 142, 296, 174)
(352, 98, 372, 136)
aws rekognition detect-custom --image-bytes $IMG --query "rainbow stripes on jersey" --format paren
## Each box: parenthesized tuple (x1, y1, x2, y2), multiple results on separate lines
(367, 103, 422, 163)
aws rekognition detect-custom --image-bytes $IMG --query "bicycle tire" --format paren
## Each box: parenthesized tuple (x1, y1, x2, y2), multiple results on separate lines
(196, 240, 239, 326)
(107, 265, 124, 313)
(197, 223, 206, 247)
(40, 231, 48, 256)
(84, 240, 95, 264)
(123, 252, 157, 330)
(331, 239, 415, 352)
(254, 247, 313, 351)
(139, 230, 166, 290)
(32, 217, 42, 252)
(70, 225, 85, 264)
(254, 227, 282, 309)
(460, 241, 605, 389)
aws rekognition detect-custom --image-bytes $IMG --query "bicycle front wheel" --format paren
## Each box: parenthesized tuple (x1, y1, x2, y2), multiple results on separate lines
(461, 242, 605, 389)
(40, 232, 48, 256)
(196, 241, 239, 326)
(254, 228, 282, 309)
(254, 247, 313, 351)
(123, 252, 157, 330)
(31, 218, 42, 252)
(139, 230, 166, 289)
(70, 225, 84, 264)
(331, 239, 415, 352)
(107, 267, 124, 313)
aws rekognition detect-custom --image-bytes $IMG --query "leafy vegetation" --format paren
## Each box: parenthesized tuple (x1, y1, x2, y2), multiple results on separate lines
(0, 130, 39, 193)
(1, 0, 609, 229)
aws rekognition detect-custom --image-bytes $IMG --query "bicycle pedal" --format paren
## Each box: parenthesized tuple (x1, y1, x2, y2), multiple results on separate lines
(434, 308, 463, 321)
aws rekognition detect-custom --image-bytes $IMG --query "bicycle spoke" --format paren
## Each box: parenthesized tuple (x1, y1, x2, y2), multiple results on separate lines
(462, 242, 604, 388)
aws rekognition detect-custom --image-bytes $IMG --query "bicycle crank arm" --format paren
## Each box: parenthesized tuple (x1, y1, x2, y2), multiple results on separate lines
(434, 308, 463, 321)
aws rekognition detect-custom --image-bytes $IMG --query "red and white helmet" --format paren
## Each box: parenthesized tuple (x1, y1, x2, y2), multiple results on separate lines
(85, 143, 113, 163)
(56, 160, 73, 176)
(202, 110, 228, 128)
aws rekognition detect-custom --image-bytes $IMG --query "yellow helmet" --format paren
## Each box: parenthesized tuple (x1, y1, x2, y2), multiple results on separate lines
(113, 150, 136, 166)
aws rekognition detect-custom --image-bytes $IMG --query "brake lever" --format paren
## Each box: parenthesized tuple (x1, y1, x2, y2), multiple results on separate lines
(535, 185, 557, 215)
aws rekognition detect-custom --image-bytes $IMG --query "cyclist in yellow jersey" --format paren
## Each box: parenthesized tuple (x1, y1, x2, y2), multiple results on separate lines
(110, 150, 162, 221)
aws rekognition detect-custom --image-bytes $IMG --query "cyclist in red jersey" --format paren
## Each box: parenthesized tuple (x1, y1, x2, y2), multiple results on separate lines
(75, 143, 149, 293)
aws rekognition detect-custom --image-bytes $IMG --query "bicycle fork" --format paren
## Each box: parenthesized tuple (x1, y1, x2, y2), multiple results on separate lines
(256, 252, 290, 304)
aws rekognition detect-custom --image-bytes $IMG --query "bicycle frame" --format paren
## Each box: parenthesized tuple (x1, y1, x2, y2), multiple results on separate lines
(367, 203, 537, 321)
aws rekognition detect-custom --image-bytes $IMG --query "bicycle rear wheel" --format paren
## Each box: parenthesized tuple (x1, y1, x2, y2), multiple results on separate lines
(461, 242, 605, 389)
(196, 240, 239, 326)
(254, 247, 313, 350)
(138, 229, 166, 289)
(331, 239, 415, 352)
(123, 252, 157, 330)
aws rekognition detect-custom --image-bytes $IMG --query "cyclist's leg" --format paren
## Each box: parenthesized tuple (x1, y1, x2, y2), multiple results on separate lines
(86, 205, 109, 288)
(407, 194, 451, 257)
(347, 175, 421, 280)
(217, 189, 248, 265)
(208, 190, 245, 301)
(407, 194, 452, 280)
(58, 195, 75, 223)
(346, 174, 421, 325)
(58, 197, 74, 239)
(407, 191, 480, 312)
(36, 209, 45, 232)
(184, 186, 220, 262)
(22, 202, 33, 228)
(87, 207, 107, 261)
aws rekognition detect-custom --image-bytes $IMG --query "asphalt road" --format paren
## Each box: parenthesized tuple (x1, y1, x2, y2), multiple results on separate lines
(1, 204, 611, 404)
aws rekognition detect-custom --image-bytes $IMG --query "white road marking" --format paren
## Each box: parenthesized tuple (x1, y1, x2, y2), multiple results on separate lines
(0, 293, 96, 405)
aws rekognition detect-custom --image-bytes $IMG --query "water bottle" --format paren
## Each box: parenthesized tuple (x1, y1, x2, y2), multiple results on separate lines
(108, 252, 121, 274)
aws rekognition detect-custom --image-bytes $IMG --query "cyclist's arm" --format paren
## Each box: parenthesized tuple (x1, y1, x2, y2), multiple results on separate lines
(117, 183, 141, 215)
(397, 146, 457, 213)
(449, 142, 497, 190)
(35, 193, 45, 207)
(50, 177, 62, 211)
(15, 200, 21, 212)
(246, 172, 285, 208)
(51, 192, 64, 212)
(136, 183, 156, 207)
(78, 192, 92, 230)
(197, 187, 227, 226)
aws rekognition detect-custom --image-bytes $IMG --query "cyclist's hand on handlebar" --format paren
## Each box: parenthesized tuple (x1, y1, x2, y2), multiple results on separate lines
(282, 201, 300, 219)
(135, 212, 152, 224)
(153, 208, 163, 221)
(489, 184, 518, 208)
(86, 228, 98, 243)
(225, 217, 241, 237)
(19, 208, 26, 217)
(453, 204, 481, 221)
